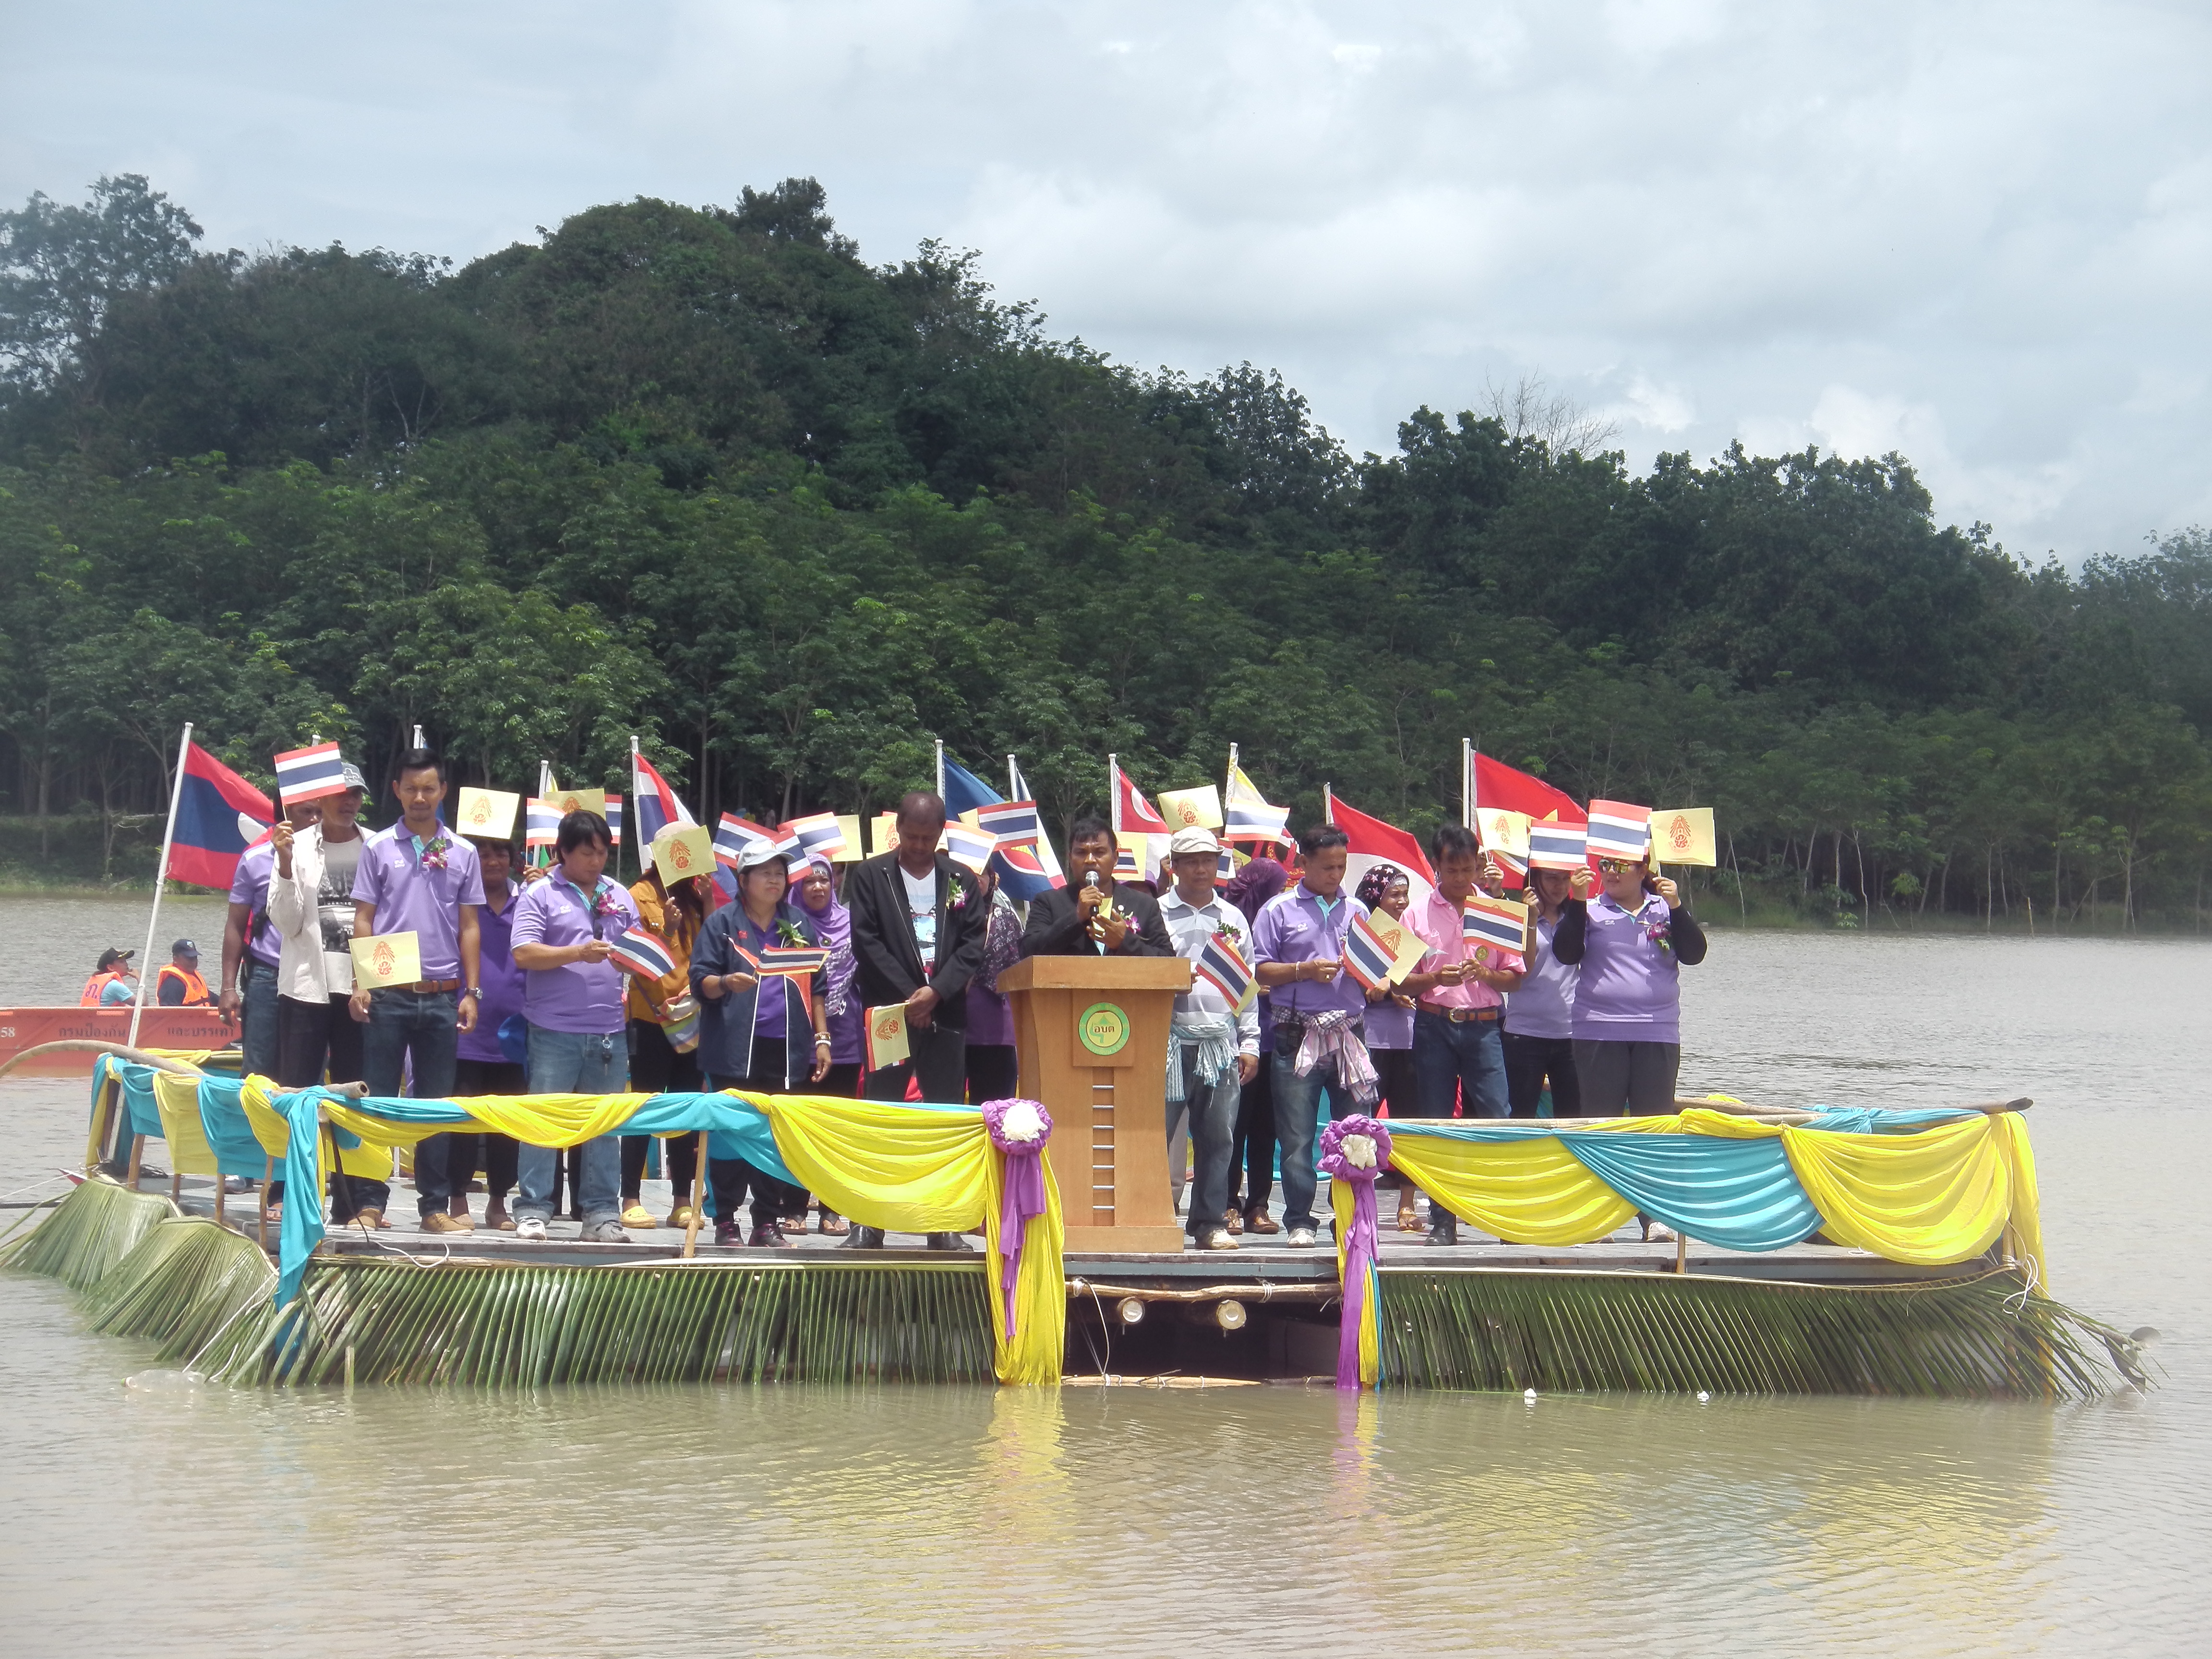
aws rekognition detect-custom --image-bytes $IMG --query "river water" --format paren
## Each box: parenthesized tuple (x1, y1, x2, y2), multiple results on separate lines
(2, 898, 2207, 1654)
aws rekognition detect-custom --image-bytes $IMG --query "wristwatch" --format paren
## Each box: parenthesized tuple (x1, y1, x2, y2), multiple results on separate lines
(464, 986, 483, 1000)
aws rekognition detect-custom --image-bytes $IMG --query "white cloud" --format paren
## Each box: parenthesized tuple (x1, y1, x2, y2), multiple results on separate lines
(2, 0, 2206, 555)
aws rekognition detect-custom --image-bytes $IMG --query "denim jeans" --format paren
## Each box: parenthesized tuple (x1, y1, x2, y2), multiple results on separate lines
(1166, 1046, 1243, 1239)
(363, 987, 462, 1217)
(1411, 1012, 1509, 1119)
(515, 1026, 626, 1226)
(1270, 1022, 1359, 1234)
(240, 962, 280, 1081)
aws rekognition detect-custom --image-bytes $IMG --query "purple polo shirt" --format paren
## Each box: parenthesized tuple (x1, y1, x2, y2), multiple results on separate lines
(511, 875, 639, 1035)
(350, 830, 485, 981)
(1569, 892, 1683, 1045)
(1251, 883, 1370, 1021)
(457, 884, 525, 1063)
(228, 840, 282, 969)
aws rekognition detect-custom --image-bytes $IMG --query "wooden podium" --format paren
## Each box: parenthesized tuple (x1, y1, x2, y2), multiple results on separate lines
(996, 954, 1192, 1252)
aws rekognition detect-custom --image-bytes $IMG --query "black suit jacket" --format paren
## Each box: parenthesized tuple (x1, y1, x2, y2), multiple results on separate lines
(1020, 881, 1173, 959)
(844, 852, 988, 1029)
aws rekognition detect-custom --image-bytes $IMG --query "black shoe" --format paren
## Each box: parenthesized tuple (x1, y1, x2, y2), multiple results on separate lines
(1424, 1218, 1459, 1247)
(713, 1220, 741, 1247)
(925, 1231, 975, 1252)
(842, 1225, 886, 1250)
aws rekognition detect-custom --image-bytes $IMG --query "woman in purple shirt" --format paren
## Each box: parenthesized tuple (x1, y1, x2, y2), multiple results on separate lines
(1502, 865, 1582, 1119)
(1551, 850, 1708, 1241)
(509, 810, 640, 1243)
(1354, 864, 1422, 1231)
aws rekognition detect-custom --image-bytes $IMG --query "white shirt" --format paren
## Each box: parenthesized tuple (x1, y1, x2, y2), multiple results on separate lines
(900, 863, 938, 972)
(1157, 885, 1261, 1056)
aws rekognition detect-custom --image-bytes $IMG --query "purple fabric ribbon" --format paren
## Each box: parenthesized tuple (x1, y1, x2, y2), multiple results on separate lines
(982, 1096, 1054, 1339)
(1319, 1113, 1393, 1391)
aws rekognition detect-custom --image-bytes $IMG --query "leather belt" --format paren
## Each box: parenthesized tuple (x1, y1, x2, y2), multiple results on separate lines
(402, 978, 462, 994)
(1416, 1003, 1500, 1023)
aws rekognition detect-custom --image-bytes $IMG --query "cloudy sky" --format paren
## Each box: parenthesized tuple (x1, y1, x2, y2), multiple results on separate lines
(5, 0, 2206, 558)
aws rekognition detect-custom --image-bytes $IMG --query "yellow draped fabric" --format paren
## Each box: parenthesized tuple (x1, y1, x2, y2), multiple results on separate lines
(1385, 1133, 1637, 1245)
(238, 1078, 396, 1180)
(1778, 1117, 2015, 1273)
(753, 1094, 987, 1234)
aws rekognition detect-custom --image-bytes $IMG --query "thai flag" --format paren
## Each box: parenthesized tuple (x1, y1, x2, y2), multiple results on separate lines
(1110, 759, 1171, 836)
(632, 753, 696, 845)
(1004, 760, 1067, 897)
(1224, 761, 1289, 842)
(1586, 800, 1652, 862)
(604, 795, 623, 847)
(785, 811, 848, 861)
(524, 799, 562, 847)
(759, 942, 830, 977)
(608, 924, 676, 981)
(1462, 893, 1530, 957)
(1194, 931, 1255, 1010)
(943, 823, 996, 873)
(169, 741, 276, 891)
(1113, 844, 1144, 884)
(1527, 821, 1587, 871)
(714, 814, 775, 866)
(974, 799, 1039, 847)
(273, 742, 347, 806)
(1340, 910, 1401, 994)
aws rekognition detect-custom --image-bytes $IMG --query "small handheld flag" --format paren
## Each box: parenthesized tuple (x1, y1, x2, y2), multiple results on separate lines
(714, 814, 777, 866)
(866, 1004, 910, 1071)
(974, 799, 1040, 847)
(758, 942, 830, 978)
(943, 823, 997, 873)
(274, 742, 347, 806)
(1224, 761, 1289, 842)
(1649, 806, 1717, 866)
(1586, 800, 1652, 862)
(456, 787, 520, 841)
(603, 795, 623, 847)
(652, 824, 715, 886)
(1340, 911, 1401, 994)
(1112, 844, 1143, 884)
(1157, 784, 1223, 830)
(785, 811, 848, 862)
(1462, 893, 1530, 957)
(1476, 807, 1531, 861)
(608, 924, 677, 982)
(1527, 822, 1587, 871)
(1194, 931, 1256, 1010)
(524, 799, 562, 847)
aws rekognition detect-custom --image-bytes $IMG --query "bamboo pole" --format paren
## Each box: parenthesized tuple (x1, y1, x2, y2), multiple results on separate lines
(128, 723, 193, 1051)
(682, 1130, 709, 1259)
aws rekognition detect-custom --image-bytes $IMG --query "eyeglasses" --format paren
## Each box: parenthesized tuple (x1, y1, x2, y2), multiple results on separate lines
(1597, 858, 1642, 875)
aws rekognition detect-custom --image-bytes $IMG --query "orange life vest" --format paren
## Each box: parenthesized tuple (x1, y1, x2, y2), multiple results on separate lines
(155, 964, 212, 1006)
(79, 971, 127, 1007)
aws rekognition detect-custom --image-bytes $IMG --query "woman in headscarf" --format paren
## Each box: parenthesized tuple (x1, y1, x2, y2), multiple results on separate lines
(1220, 842, 1290, 1234)
(789, 854, 856, 1235)
(1354, 861, 1423, 1230)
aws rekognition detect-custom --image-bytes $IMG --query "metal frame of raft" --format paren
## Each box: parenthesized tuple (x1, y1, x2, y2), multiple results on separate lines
(2, 1178, 2151, 1398)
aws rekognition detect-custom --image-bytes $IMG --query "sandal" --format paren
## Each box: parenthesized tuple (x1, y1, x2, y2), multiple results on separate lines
(1397, 1199, 1422, 1233)
(818, 1211, 850, 1236)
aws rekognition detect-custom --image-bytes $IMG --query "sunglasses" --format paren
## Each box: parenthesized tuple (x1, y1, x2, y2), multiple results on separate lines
(1597, 858, 1643, 875)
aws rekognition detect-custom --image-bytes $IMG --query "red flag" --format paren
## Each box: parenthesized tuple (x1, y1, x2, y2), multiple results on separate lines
(1470, 751, 1586, 826)
(1324, 790, 1436, 908)
(1110, 760, 1170, 836)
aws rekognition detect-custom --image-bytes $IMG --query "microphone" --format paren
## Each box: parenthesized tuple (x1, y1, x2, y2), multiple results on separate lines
(1084, 871, 1099, 890)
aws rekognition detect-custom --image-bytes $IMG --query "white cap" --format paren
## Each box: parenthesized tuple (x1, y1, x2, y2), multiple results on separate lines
(1168, 826, 1223, 856)
(736, 841, 790, 871)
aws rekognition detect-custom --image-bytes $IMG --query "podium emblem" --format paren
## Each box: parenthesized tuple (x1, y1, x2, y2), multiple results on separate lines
(1076, 1001, 1131, 1058)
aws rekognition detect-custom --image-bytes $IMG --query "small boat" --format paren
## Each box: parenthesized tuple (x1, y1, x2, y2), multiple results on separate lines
(0, 1007, 234, 1073)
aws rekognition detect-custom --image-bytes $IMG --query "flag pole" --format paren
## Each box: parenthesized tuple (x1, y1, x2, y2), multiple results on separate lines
(1107, 753, 1118, 834)
(412, 724, 425, 749)
(1462, 737, 1476, 830)
(1323, 782, 1334, 827)
(1007, 753, 1019, 802)
(934, 738, 945, 801)
(128, 723, 192, 1050)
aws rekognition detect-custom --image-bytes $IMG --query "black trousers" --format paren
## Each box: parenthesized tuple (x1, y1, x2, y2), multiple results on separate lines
(441, 1057, 525, 1199)
(274, 994, 375, 1218)
(863, 1022, 966, 1104)
(1502, 1031, 1582, 1118)
(706, 1051, 806, 1230)
(1230, 1061, 1276, 1213)
(621, 1019, 701, 1203)
(963, 1042, 1017, 1105)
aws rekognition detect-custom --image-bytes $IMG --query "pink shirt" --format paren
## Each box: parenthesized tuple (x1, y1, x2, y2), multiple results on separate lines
(1406, 889, 1524, 1011)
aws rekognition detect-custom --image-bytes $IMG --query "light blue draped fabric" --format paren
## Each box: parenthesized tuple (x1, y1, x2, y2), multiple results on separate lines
(1555, 1131, 1821, 1250)
(1801, 1106, 1981, 1134)
(192, 1076, 271, 1179)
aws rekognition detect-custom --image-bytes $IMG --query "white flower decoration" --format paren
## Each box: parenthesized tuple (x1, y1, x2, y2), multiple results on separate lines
(999, 1099, 1045, 1144)
(1341, 1132, 1378, 1169)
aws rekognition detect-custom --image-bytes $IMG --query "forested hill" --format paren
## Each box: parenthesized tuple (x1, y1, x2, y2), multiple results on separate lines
(1, 175, 2206, 925)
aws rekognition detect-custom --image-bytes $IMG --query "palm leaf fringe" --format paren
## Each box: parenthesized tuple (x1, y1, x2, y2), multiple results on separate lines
(1376, 1268, 2145, 1400)
(82, 1217, 277, 1363)
(206, 1259, 997, 1387)
(0, 1176, 176, 1290)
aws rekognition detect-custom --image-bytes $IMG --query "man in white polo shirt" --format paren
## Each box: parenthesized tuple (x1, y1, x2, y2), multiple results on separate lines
(1156, 826, 1259, 1251)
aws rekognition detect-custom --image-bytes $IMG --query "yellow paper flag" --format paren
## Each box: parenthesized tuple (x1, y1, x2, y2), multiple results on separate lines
(1477, 807, 1531, 860)
(1367, 914, 1430, 984)
(652, 824, 716, 885)
(865, 1004, 910, 1071)
(832, 814, 865, 863)
(349, 930, 422, 989)
(870, 812, 899, 858)
(550, 786, 606, 818)
(1650, 807, 1717, 866)
(1156, 784, 1224, 830)
(454, 787, 520, 841)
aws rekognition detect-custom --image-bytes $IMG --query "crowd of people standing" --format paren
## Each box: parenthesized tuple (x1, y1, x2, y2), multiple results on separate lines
(168, 750, 1708, 1252)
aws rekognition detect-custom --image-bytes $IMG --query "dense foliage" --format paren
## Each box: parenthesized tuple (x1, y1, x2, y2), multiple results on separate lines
(2, 176, 2206, 924)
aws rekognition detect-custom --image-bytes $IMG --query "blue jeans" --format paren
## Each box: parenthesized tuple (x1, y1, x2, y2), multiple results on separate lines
(240, 962, 280, 1081)
(1412, 1011, 1508, 1120)
(515, 1026, 625, 1226)
(363, 987, 462, 1217)
(1167, 1044, 1243, 1239)
(1270, 1022, 1358, 1233)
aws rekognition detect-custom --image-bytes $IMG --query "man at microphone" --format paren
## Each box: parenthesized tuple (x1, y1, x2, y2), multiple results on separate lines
(1020, 815, 1172, 958)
